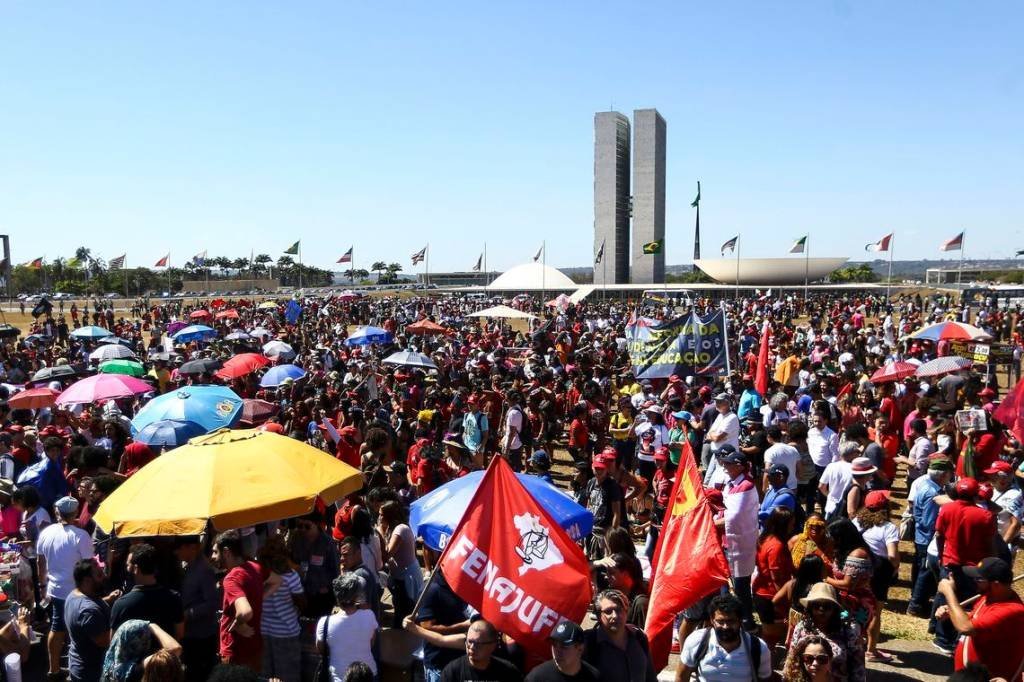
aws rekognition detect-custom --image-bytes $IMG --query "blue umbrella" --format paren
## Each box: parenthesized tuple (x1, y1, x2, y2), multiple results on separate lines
(171, 325, 217, 343)
(260, 364, 307, 387)
(345, 325, 392, 346)
(133, 419, 208, 450)
(70, 325, 113, 339)
(131, 385, 243, 435)
(410, 470, 593, 551)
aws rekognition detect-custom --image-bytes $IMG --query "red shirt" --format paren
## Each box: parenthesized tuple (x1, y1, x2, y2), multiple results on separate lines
(752, 536, 794, 599)
(958, 432, 1003, 477)
(568, 418, 589, 448)
(219, 561, 264, 664)
(954, 593, 1024, 679)
(935, 500, 996, 567)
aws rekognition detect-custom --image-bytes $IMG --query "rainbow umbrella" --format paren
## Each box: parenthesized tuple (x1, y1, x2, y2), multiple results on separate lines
(907, 322, 992, 342)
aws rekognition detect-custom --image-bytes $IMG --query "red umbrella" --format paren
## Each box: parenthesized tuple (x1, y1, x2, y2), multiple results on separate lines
(215, 353, 271, 379)
(869, 362, 918, 383)
(406, 319, 449, 336)
(215, 309, 240, 320)
(190, 310, 211, 320)
(9, 387, 61, 410)
(240, 399, 279, 425)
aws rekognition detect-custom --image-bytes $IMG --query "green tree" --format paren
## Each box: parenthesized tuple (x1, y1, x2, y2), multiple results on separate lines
(254, 254, 272, 276)
(386, 263, 403, 283)
(371, 261, 387, 282)
(829, 263, 878, 283)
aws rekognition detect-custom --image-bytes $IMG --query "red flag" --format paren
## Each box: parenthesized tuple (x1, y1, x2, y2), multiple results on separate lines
(754, 321, 772, 397)
(154, 253, 169, 267)
(439, 456, 592, 657)
(644, 440, 730, 671)
(994, 377, 1024, 444)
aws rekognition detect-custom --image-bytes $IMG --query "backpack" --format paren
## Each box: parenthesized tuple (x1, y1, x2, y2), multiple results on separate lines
(689, 627, 765, 681)
(826, 482, 856, 525)
(510, 407, 533, 449)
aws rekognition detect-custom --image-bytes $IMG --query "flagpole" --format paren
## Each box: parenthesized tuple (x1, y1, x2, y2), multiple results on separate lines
(603, 247, 607, 302)
(204, 253, 209, 294)
(425, 243, 430, 290)
(957, 230, 965, 294)
(542, 240, 546, 302)
(721, 299, 733, 377)
(483, 242, 488, 287)
(124, 256, 129, 300)
(734, 236, 740, 302)
(298, 242, 304, 291)
(886, 235, 894, 304)
(803, 234, 810, 305)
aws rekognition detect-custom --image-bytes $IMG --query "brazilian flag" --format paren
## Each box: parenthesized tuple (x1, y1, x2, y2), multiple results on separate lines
(284, 241, 300, 255)
(642, 239, 663, 255)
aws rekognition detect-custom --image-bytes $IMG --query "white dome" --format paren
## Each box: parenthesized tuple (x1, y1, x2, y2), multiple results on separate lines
(486, 262, 578, 291)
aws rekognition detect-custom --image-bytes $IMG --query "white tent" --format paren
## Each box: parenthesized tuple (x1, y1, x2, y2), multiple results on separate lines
(466, 305, 537, 320)
(486, 262, 577, 291)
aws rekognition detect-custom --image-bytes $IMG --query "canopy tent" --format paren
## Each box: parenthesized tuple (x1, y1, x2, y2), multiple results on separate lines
(466, 305, 537, 320)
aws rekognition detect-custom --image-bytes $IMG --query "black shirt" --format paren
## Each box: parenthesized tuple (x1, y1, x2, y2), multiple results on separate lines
(417, 579, 468, 669)
(584, 476, 622, 529)
(525, 660, 602, 682)
(110, 584, 185, 636)
(440, 655, 520, 682)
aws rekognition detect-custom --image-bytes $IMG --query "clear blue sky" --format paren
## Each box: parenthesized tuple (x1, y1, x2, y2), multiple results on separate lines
(1, 2, 1021, 273)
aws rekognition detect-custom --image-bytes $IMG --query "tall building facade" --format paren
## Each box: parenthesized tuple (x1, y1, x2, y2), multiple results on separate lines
(631, 108, 666, 284)
(593, 111, 631, 285)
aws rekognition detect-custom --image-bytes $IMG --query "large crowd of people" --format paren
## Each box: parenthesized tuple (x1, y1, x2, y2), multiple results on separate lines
(0, 287, 1022, 682)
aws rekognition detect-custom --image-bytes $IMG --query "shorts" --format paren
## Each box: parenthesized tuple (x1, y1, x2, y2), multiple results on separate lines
(49, 597, 66, 633)
(753, 595, 778, 625)
(871, 557, 896, 601)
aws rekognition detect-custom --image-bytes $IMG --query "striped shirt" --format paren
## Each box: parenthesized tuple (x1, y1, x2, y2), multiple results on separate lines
(260, 570, 303, 638)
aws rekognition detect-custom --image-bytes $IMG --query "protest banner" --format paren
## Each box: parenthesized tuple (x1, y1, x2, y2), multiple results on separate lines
(626, 310, 729, 379)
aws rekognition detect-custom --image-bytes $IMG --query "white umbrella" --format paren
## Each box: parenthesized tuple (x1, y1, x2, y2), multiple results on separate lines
(262, 340, 296, 361)
(466, 305, 537, 320)
(382, 350, 438, 370)
(249, 327, 273, 340)
(89, 344, 137, 362)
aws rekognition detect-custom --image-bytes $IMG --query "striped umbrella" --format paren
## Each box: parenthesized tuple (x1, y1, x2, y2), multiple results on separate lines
(915, 356, 973, 378)
(869, 362, 919, 384)
(907, 321, 992, 342)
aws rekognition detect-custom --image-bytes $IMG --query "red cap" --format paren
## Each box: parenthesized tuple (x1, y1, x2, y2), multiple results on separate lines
(601, 446, 618, 459)
(864, 490, 891, 510)
(654, 446, 670, 462)
(978, 482, 994, 501)
(591, 457, 608, 470)
(260, 422, 285, 434)
(955, 477, 979, 499)
(670, 374, 682, 384)
(698, 386, 711, 397)
(467, 395, 478, 406)
(983, 460, 1012, 476)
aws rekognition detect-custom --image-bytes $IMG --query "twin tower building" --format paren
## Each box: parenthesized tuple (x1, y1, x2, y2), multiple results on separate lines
(593, 109, 667, 285)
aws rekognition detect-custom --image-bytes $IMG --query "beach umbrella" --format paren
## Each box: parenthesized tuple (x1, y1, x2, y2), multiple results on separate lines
(96, 336, 132, 346)
(240, 398, 278, 425)
(215, 309, 240, 320)
(216, 353, 270, 380)
(70, 325, 113, 340)
(381, 350, 437, 370)
(259, 364, 306, 387)
(257, 301, 278, 310)
(133, 419, 209, 450)
(915, 356, 974, 378)
(262, 341, 296, 361)
(907, 321, 992, 342)
(179, 358, 223, 376)
(56, 374, 154, 406)
(8, 387, 60, 410)
(249, 327, 273, 340)
(166, 321, 187, 336)
(189, 310, 211, 320)
(98, 360, 146, 378)
(410, 470, 594, 552)
(869, 362, 919, 384)
(31, 366, 77, 384)
(93, 428, 363, 536)
(225, 331, 252, 342)
(172, 325, 217, 343)
(405, 319, 448, 336)
(344, 325, 392, 347)
(89, 344, 136, 362)
(24, 334, 46, 345)
(131, 385, 243, 435)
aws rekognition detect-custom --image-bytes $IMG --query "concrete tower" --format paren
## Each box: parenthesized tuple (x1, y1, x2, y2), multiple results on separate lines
(631, 108, 666, 284)
(593, 111, 631, 285)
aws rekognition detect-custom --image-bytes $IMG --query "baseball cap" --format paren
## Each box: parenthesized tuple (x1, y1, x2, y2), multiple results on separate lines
(955, 477, 980, 499)
(927, 457, 954, 472)
(719, 449, 746, 466)
(549, 621, 585, 646)
(983, 460, 1012, 476)
(713, 392, 731, 403)
(530, 450, 551, 468)
(767, 464, 790, 479)
(591, 457, 608, 470)
(865, 490, 891, 511)
(55, 496, 79, 516)
(964, 557, 1013, 584)
(978, 482, 994, 501)
(653, 446, 670, 462)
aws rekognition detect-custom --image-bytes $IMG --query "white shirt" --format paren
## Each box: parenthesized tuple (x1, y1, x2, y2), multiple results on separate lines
(854, 519, 899, 558)
(681, 628, 771, 682)
(807, 426, 839, 467)
(317, 608, 378, 679)
(763, 443, 801, 490)
(504, 408, 524, 450)
(819, 460, 853, 516)
(708, 412, 740, 453)
(36, 522, 94, 600)
(723, 475, 759, 578)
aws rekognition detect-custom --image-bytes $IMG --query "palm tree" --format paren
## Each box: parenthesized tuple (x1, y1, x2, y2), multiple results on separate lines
(254, 254, 272, 277)
(387, 263, 403, 283)
(371, 261, 387, 283)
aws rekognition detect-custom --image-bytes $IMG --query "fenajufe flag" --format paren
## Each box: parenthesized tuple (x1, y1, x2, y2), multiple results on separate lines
(284, 240, 300, 255)
(642, 239, 663, 255)
(337, 247, 353, 264)
(866, 233, 893, 252)
(941, 232, 964, 251)
(439, 455, 592, 658)
(644, 439, 730, 671)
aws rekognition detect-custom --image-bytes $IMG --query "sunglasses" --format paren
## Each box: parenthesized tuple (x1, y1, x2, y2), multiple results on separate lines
(802, 654, 831, 666)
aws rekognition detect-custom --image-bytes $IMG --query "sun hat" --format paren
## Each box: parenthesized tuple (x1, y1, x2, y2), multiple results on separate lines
(799, 582, 842, 609)
(850, 457, 877, 476)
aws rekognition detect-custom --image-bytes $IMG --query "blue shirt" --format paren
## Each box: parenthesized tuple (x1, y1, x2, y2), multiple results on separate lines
(910, 476, 942, 546)
(737, 390, 762, 421)
(462, 411, 488, 452)
(759, 486, 797, 525)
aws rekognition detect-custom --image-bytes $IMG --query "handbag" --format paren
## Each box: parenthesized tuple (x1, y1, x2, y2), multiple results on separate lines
(315, 616, 332, 682)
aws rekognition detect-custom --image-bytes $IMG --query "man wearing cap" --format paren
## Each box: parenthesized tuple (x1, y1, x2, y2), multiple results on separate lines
(930, 477, 997, 654)
(758, 464, 797, 527)
(36, 495, 94, 679)
(935, 557, 1024, 678)
(984, 460, 1022, 558)
(528, 450, 555, 486)
(907, 457, 954, 616)
(525, 620, 599, 681)
(717, 448, 759, 631)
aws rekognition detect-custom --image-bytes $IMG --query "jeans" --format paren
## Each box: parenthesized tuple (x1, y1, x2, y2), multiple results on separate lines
(645, 525, 660, 563)
(262, 635, 301, 682)
(931, 565, 976, 649)
(732, 574, 756, 629)
(424, 664, 443, 682)
(909, 543, 928, 595)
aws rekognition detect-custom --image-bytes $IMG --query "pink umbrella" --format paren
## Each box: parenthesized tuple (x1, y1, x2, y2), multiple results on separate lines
(56, 374, 155, 406)
(869, 362, 918, 384)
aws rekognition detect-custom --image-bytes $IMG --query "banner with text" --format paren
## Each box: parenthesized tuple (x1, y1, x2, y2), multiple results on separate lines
(949, 341, 1014, 365)
(626, 310, 729, 379)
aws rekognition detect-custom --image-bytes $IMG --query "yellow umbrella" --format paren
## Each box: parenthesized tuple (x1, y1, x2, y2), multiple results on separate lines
(94, 428, 362, 537)
(258, 300, 278, 309)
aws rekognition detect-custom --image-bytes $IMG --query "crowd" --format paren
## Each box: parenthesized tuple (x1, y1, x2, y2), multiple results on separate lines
(0, 287, 1022, 682)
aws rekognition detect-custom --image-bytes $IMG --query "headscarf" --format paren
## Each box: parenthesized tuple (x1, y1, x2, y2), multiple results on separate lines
(120, 442, 155, 477)
(101, 619, 152, 681)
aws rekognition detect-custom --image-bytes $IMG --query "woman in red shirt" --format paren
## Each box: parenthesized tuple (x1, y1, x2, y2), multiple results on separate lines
(752, 506, 795, 647)
(566, 402, 589, 464)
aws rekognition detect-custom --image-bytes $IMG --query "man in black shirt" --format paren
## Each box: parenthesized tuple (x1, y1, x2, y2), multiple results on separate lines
(440, 619, 519, 682)
(416, 571, 471, 682)
(583, 455, 622, 559)
(526, 621, 600, 681)
(110, 543, 185, 639)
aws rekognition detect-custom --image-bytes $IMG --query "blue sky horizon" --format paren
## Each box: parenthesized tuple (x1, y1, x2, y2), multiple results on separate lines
(1, 2, 1021, 273)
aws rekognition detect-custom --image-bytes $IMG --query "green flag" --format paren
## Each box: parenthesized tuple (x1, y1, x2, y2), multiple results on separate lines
(284, 241, 300, 255)
(642, 239, 663, 255)
(790, 236, 807, 254)
(691, 181, 701, 208)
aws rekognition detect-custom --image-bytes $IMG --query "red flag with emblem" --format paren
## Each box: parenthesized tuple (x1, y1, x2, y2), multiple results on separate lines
(438, 455, 592, 657)
(644, 439, 730, 671)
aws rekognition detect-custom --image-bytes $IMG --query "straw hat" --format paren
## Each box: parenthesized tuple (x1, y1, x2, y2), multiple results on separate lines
(799, 582, 841, 609)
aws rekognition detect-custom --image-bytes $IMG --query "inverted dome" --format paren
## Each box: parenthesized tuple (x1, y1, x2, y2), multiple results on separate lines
(486, 262, 577, 291)
(694, 257, 848, 285)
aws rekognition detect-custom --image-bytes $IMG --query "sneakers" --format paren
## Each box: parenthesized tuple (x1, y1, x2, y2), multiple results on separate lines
(905, 604, 925, 617)
(931, 641, 954, 656)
